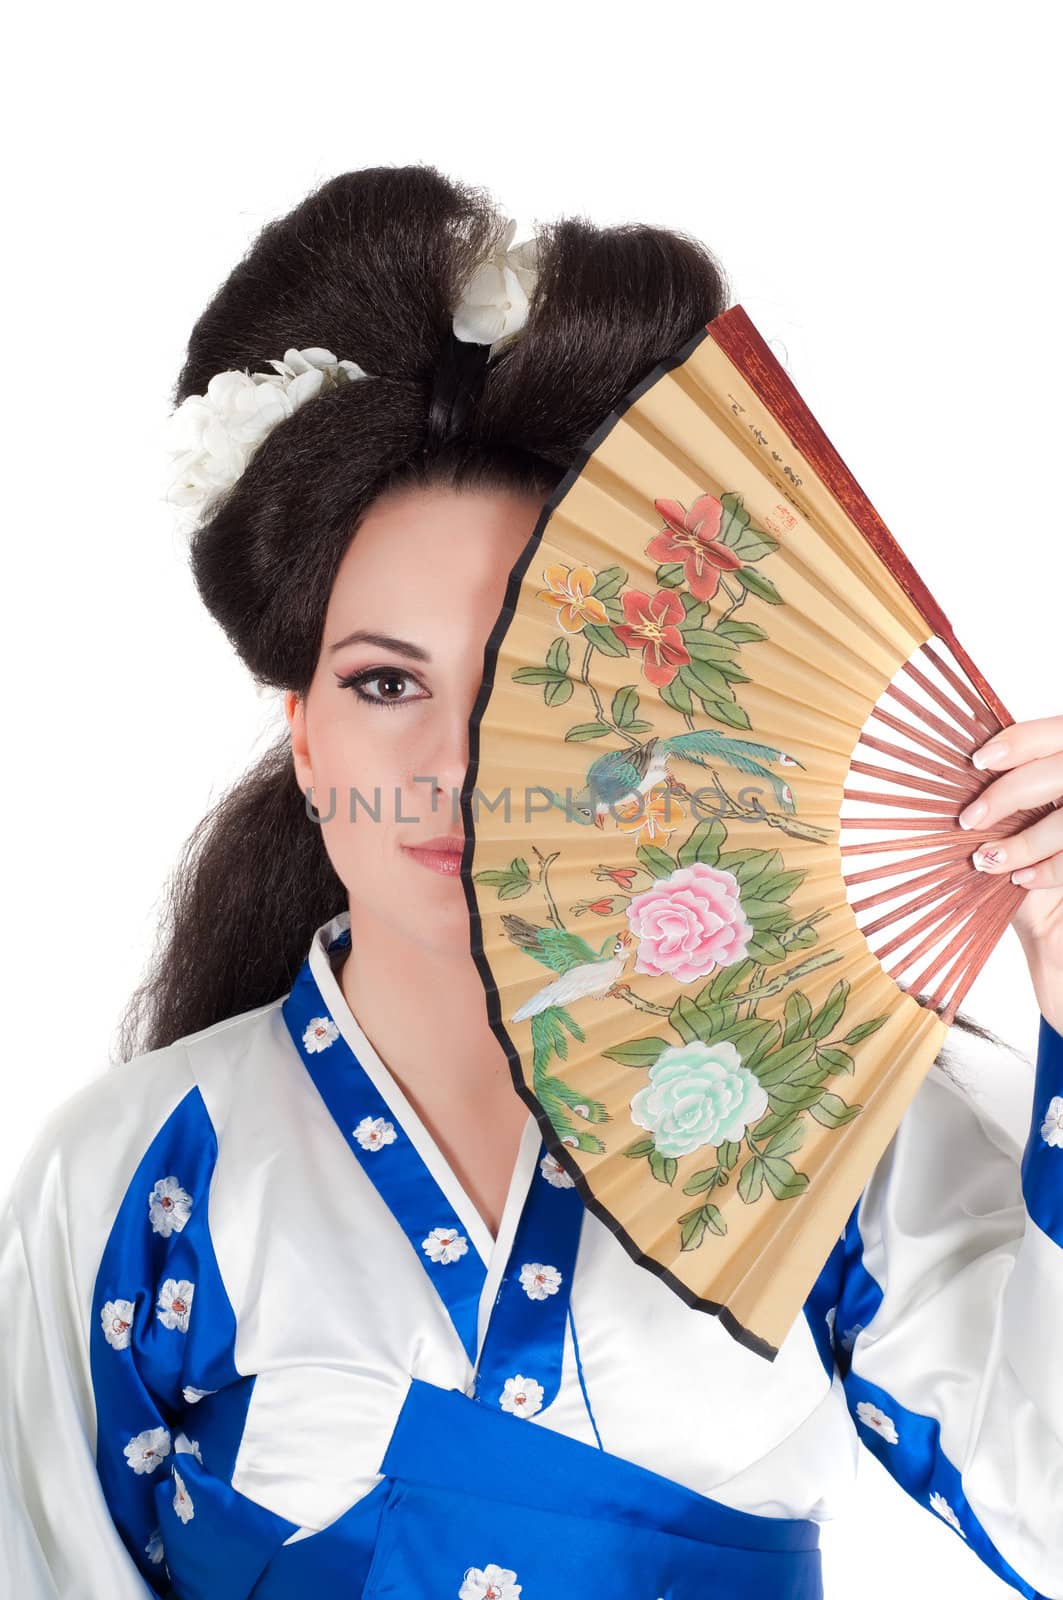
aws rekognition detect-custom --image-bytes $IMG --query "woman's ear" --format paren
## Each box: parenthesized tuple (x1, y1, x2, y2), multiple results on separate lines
(284, 690, 314, 800)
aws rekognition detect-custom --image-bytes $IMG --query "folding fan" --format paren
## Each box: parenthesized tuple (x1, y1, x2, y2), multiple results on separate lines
(460, 305, 1051, 1363)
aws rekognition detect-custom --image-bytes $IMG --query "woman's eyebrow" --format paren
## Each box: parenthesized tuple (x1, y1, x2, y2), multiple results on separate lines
(328, 629, 431, 662)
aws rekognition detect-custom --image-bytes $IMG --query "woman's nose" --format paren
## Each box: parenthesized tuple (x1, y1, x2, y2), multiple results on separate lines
(418, 714, 473, 814)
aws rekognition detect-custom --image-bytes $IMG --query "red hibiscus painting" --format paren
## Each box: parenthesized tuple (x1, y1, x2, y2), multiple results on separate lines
(648, 494, 743, 602)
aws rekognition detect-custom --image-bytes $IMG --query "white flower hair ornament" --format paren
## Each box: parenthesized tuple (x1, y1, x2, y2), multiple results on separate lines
(163, 215, 538, 530)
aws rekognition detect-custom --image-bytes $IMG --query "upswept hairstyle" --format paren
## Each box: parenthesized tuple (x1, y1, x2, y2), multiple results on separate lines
(117, 164, 733, 1061)
(116, 163, 1002, 1096)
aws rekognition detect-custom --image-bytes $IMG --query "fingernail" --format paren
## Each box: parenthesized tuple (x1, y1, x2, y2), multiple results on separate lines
(1012, 868, 1036, 886)
(972, 845, 1006, 871)
(959, 799, 988, 829)
(972, 741, 1007, 770)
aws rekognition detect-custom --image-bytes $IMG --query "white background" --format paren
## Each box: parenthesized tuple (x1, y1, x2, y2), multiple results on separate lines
(3, 3, 1059, 1595)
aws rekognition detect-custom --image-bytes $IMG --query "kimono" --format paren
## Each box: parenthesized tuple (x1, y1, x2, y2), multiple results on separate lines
(1, 906, 1061, 1599)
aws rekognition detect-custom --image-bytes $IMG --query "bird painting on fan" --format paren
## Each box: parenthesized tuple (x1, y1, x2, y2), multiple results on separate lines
(542, 730, 804, 830)
(500, 915, 629, 1150)
(505, 919, 634, 1020)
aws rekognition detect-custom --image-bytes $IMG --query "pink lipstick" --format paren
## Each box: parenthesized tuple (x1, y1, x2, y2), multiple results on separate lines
(401, 834, 466, 877)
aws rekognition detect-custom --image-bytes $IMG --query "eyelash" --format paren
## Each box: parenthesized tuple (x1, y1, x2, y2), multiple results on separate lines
(336, 667, 428, 710)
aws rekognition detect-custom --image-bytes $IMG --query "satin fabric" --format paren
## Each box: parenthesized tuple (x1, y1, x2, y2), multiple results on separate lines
(1, 911, 1061, 1598)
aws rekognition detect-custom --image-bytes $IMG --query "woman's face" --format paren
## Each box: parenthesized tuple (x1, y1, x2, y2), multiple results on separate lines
(285, 483, 544, 952)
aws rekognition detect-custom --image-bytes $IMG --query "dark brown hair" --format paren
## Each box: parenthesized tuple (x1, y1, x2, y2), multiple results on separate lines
(116, 163, 1001, 1092)
(116, 164, 733, 1060)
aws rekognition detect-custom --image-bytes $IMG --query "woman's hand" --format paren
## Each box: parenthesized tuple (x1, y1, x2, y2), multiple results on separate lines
(960, 714, 1063, 1036)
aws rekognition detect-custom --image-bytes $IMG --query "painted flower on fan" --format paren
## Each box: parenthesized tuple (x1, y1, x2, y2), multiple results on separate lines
(499, 1374, 545, 1418)
(647, 495, 744, 602)
(610, 588, 691, 688)
(534, 564, 610, 632)
(597, 865, 639, 889)
(855, 1400, 898, 1444)
(625, 860, 752, 982)
(1040, 1094, 1063, 1147)
(576, 896, 627, 921)
(459, 1563, 523, 1600)
(630, 1040, 768, 1158)
(148, 1176, 193, 1238)
(100, 1298, 136, 1350)
(612, 782, 685, 848)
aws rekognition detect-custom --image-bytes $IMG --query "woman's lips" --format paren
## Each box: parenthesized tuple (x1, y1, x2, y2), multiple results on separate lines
(401, 839, 465, 877)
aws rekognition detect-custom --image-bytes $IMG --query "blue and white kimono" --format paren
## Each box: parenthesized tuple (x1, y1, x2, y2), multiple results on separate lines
(1, 908, 1061, 1598)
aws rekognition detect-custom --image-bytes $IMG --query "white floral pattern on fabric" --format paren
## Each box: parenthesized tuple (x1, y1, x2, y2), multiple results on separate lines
(354, 1115, 397, 1152)
(123, 1426, 171, 1475)
(100, 1298, 136, 1349)
(1040, 1094, 1063, 1147)
(182, 1385, 216, 1405)
(422, 1227, 469, 1265)
(539, 1152, 574, 1189)
(838, 1322, 863, 1353)
(148, 1177, 193, 1238)
(145, 1529, 165, 1566)
(518, 1262, 562, 1300)
(173, 1468, 195, 1524)
(499, 1375, 544, 1419)
(156, 1279, 195, 1333)
(174, 1433, 203, 1464)
(855, 1400, 898, 1444)
(458, 1562, 523, 1600)
(929, 1490, 967, 1537)
(303, 1015, 339, 1053)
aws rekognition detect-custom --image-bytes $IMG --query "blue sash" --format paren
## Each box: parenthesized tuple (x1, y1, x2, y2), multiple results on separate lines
(248, 1376, 823, 1599)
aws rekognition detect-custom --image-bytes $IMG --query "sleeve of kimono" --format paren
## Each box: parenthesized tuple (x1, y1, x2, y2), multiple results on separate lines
(0, 1046, 226, 1599)
(829, 1013, 1063, 1599)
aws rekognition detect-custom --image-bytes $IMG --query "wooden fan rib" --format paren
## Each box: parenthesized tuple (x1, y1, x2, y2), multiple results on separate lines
(839, 828, 970, 855)
(842, 841, 979, 882)
(854, 731, 982, 794)
(846, 758, 978, 804)
(900, 658, 997, 745)
(848, 857, 972, 917)
(884, 684, 979, 753)
(934, 887, 1027, 1019)
(902, 875, 1016, 1001)
(842, 790, 963, 815)
(870, 874, 988, 964)
(840, 816, 961, 832)
(920, 639, 1004, 729)
(868, 706, 974, 772)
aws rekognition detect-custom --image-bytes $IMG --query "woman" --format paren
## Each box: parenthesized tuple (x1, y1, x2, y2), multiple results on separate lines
(1, 166, 1060, 1600)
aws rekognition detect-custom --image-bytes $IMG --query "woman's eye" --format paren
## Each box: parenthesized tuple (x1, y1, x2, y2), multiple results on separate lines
(336, 668, 427, 709)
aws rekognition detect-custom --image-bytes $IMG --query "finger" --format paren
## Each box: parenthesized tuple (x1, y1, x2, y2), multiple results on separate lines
(972, 713, 1063, 772)
(971, 808, 1063, 874)
(1011, 851, 1063, 890)
(959, 752, 1063, 830)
